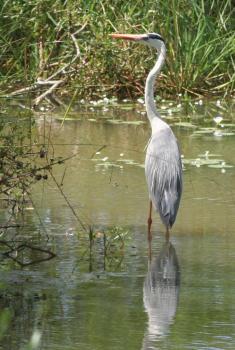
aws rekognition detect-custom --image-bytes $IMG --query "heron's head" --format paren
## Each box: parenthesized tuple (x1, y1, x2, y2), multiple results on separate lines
(111, 32, 165, 52)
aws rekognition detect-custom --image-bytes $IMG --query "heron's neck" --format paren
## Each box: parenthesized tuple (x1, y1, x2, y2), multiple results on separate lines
(145, 45, 166, 123)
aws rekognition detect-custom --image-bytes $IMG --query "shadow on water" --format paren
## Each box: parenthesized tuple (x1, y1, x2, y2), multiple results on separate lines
(142, 241, 180, 349)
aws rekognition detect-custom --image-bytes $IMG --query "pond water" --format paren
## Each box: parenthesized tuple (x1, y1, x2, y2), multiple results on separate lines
(0, 99, 235, 350)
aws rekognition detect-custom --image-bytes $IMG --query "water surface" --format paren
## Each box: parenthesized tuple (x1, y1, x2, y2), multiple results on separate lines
(0, 99, 235, 350)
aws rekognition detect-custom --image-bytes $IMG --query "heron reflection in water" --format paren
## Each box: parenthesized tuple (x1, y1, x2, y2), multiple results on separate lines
(142, 241, 180, 349)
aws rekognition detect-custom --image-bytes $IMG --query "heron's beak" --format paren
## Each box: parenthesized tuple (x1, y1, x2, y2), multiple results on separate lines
(110, 33, 147, 41)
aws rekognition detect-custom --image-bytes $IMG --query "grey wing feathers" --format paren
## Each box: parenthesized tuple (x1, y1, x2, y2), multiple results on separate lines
(145, 128, 182, 228)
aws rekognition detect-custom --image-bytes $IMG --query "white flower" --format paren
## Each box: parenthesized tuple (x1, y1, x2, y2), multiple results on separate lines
(137, 98, 144, 104)
(213, 130, 223, 137)
(213, 116, 223, 125)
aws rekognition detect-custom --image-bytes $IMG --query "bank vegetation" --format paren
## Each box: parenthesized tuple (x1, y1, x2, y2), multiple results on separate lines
(0, 0, 234, 104)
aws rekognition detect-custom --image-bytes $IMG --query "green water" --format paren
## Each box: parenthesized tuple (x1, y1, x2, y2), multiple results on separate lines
(0, 99, 235, 350)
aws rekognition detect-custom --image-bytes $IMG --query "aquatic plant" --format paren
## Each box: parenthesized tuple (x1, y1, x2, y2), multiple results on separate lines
(80, 226, 131, 272)
(0, 0, 234, 102)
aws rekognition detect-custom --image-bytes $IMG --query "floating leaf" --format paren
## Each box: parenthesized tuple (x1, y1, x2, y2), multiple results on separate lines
(183, 158, 223, 166)
(217, 132, 235, 136)
(55, 117, 81, 121)
(193, 128, 216, 135)
(174, 122, 197, 128)
(107, 119, 144, 125)
(193, 127, 235, 137)
(222, 123, 235, 128)
(198, 152, 222, 158)
(107, 119, 123, 124)
(208, 164, 234, 169)
(134, 163, 145, 168)
(95, 162, 121, 168)
(117, 159, 139, 166)
(117, 159, 135, 163)
(120, 120, 145, 125)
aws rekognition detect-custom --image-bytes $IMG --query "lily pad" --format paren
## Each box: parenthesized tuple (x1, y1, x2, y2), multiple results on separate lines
(107, 119, 123, 124)
(119, 105, 136, 110)
(193, 127, 235, 137)
(118, 159, 140, 166)
(107, 119, 144, 126)
(198, 153, 222, 158)
(121, 120, 145, 125)
(193, 128, 216, 135)
(174, 122, 198, 129)
(117, 159, 135, 163)
(95, 162, 122, 168)
(134, 163, 145, 168)
(208, 163, 234, 169)
(55, 117, 81, 121)
(183, 158, 223, 166)
(215, 132, 235, 136)
(221, 123, 235, 128)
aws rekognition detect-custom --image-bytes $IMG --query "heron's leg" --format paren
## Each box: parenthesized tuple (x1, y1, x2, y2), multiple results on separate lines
(147, 201, 153, 261)
(165, 227, 170, 242)
(147, 200, 152, 240)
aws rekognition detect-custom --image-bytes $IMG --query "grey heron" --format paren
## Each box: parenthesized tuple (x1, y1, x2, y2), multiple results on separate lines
(111, 33, 182, 241)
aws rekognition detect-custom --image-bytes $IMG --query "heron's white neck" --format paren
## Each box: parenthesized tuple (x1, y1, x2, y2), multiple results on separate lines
(145, 44, 166, 125)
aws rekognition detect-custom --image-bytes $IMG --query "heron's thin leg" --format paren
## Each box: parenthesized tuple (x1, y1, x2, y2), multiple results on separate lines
(147, 200, 152, 237)
(148, 240, 152, 261)
(166, 227, 170, 242)
(147, 201, 153, 261)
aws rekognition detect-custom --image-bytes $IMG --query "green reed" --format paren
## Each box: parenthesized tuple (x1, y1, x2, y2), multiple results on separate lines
(0, 0, 234, 98)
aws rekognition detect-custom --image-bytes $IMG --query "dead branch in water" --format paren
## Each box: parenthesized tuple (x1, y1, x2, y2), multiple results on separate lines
(1, 240, 56, 267)
(33, 79, 65, 108)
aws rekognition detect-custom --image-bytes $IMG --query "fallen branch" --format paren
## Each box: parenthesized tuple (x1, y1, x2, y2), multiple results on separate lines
(33, 79, 65, 107)
(0, 224, 21, 229)
(6, 83, 38, 97)
(3, 242, 56, 267)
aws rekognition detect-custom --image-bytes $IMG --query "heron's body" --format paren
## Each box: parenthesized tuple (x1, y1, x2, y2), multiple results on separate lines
(111, 32, 182, 237)
(145, 120, 182, 228)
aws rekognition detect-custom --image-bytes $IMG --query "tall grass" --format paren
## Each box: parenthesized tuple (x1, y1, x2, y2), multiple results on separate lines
(0, 0, 234, 98)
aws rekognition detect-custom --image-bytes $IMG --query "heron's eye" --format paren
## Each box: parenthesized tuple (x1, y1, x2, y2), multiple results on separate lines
(143, 36, 149, 41)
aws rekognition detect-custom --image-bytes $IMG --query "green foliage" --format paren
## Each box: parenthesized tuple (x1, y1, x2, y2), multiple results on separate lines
(0, 0, 234, 97)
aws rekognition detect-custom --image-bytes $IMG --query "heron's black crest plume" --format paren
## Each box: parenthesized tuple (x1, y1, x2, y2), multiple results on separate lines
(147, 33, 165, 42)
